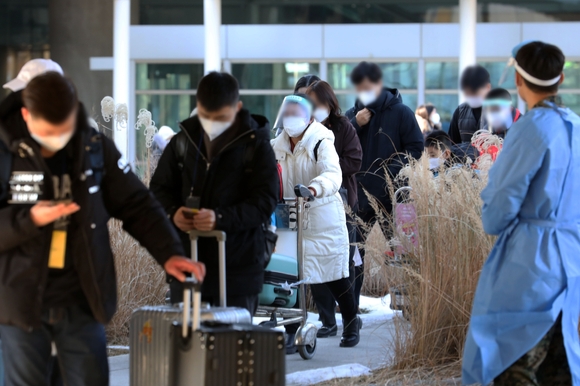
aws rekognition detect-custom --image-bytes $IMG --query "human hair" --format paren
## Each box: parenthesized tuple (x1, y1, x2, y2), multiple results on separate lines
(294, 74, 321, 93)
(196, 72, 239, 112)
(350, 61, 383, 85)
(460, 65, 490, 92)
(425, 130, 453, 151)
(515, 41, 565, 94)
(305, 80, 345, 128)
(416, 103, 436, 121)
(486, 88, 512, 101)
(291, 92, 315, 112)
(22, 72, 78, 124)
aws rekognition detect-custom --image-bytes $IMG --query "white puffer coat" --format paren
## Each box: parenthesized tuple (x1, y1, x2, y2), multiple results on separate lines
(271, 122, 350, 284)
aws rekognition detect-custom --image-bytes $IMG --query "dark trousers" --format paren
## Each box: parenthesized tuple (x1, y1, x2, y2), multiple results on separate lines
(0, 304, 108, 386)
(494, 315, 571, 386)
(287, 277, 358, 334)
(311, 220, 357, 326)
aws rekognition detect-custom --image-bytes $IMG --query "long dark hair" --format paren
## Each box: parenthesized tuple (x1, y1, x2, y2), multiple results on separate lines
(294, 74, 321, 93)
(305, 80, 345, 130)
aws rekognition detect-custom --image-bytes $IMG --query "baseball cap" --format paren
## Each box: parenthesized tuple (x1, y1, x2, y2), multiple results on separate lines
(3, 59, 64, 92)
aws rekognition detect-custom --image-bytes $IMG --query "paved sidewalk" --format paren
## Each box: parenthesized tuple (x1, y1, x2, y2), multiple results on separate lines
(110, 318, 397, 386)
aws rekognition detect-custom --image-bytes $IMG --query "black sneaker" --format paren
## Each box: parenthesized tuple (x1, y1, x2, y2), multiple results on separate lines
(285, 333, 298, 355)
(317, 324, 338, 338)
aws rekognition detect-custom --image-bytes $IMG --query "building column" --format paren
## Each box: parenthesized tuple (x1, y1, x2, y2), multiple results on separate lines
(113, 0, 131, 158)
(458, 0, 477, 102)
(204, 0, 222, 73)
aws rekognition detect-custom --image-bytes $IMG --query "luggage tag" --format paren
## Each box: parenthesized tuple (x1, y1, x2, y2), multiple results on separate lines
(48, 200, 72, 269)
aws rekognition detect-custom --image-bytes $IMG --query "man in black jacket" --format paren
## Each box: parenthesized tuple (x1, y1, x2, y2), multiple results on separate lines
(0, 73, 204, 386)
(151, 72, 279, 315)
(345, 61, 424, 303)
(448, 65, 491, 143)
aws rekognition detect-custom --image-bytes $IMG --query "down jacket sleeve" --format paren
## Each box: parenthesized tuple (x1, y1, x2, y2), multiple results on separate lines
(149, 134, 184, 222)
(386, 107, 424, 178)
(214, 136, 279, 233)
(0, 205, 43, 253)
(100, 136, 184, 265)
(308, 138, 342, 198)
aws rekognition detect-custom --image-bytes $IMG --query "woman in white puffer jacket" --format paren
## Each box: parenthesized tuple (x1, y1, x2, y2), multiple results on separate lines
(271, 94, 361, 349)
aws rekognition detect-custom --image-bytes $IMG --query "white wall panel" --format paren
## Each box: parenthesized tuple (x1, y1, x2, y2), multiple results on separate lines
(522, 22, 580, 57)
(421, 24, 459, 58)
(226, 25, 323, 60)
(476, 23, 521, 58)
(324, 24, 420, 59)
(130, 26, 226, 60)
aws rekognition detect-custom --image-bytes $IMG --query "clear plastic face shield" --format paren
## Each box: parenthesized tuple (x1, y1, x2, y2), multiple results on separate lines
(483, 99, 513, 133)
(499, 40, 563, 89)
(273, 95, 313, 138)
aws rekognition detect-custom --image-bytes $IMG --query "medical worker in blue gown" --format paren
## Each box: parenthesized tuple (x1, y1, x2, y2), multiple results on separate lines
(462, 41, 580, 386)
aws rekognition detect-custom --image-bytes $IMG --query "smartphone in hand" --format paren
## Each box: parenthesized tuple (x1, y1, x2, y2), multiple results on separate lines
(183, 196, 200, 219)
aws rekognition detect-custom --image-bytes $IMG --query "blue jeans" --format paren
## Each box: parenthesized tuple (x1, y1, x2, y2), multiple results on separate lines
(0, 338, 4, 386)
(0, 305, 108, 386)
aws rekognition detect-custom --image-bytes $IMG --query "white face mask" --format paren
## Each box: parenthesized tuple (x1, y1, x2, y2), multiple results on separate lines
(465, 96, 484, 109)
(283, 116, 309, 138)
(429, 157, 444, 170)
(313, 108, 330, 123)
(357, 90, 378, 106)
(30, 131, 74, 152)
(430, 112, 441, 125)
(199, 116, 234, 141)
(486, 108, 513, 131)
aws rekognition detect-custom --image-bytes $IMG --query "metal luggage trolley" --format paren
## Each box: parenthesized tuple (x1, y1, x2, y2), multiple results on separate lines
(255, 184, 318, 360)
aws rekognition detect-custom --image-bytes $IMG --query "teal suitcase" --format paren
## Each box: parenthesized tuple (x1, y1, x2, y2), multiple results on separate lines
(259, 253, 298, 308)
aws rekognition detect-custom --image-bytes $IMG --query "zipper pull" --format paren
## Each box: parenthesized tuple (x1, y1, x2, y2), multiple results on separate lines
(206, 162, 211, 171)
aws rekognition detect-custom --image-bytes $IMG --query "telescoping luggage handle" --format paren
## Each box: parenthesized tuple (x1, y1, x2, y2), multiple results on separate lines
(182, 231, 227, 338)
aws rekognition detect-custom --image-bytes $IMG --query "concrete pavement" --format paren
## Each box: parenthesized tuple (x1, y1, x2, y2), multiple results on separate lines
(110, 318, 397, 386)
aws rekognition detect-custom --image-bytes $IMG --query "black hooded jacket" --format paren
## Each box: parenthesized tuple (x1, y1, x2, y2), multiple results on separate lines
(150, 109, 279, 299)
(0, 91, 184, 331)
(345, 88, 424, 215)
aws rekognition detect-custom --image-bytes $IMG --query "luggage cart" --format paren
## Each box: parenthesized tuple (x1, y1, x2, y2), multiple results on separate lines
(255, 184, 318, 360)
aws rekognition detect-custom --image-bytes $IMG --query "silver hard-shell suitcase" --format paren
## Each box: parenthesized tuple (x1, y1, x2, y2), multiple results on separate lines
(171, 232, 285, 386)
(129, 231, 252, 386)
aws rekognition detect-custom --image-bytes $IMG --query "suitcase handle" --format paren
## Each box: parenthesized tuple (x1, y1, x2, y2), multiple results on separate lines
(181, 277, 202, 338)
(189, 230, 227, 308)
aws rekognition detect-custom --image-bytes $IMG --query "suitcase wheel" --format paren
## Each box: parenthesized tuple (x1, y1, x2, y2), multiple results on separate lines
(298, 340, 317, 360)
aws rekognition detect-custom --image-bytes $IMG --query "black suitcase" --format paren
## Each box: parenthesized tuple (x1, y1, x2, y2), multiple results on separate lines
(171, 232, 286, 386)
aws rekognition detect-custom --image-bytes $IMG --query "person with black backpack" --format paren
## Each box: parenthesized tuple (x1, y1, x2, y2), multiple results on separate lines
(0, 72, 204, 386)
(150, 72, 279, 316)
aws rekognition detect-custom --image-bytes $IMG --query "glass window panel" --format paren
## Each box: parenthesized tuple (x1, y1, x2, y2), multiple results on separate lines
(562, 62, 580, 90)
(426, 62, 459, 90)
(561, 94, 580, 116)
(239, 94, 287, 126)
(328, 62, 418, 90)
(232, 63, 319, 90)
(139, 1, 580, 25)
(424, 94, 459, 132)
(136, 63, 204, 90)
(479, 61, 516, 89)
(135, 94, 196, 161)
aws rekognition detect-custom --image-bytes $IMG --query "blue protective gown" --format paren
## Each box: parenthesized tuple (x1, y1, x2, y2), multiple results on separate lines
(462, 101, 580, 385)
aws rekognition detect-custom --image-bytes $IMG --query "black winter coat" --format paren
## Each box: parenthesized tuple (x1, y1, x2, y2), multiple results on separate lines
(150, 109, 279, 299)
(345, 88, 424, 215)
(0, 91, 184, 331)
(322, 116, 362, 210)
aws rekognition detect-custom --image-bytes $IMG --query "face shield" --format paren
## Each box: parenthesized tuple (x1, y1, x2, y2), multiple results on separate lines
(273, 95, 313, 138)
(499, 40, 563, 87)
(483, 99, 513, 134)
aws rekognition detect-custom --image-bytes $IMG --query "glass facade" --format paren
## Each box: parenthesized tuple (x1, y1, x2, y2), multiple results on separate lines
(0, 0, 50, 98)
(138, 0, 580, 25)
(134, 60, 580, 156)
